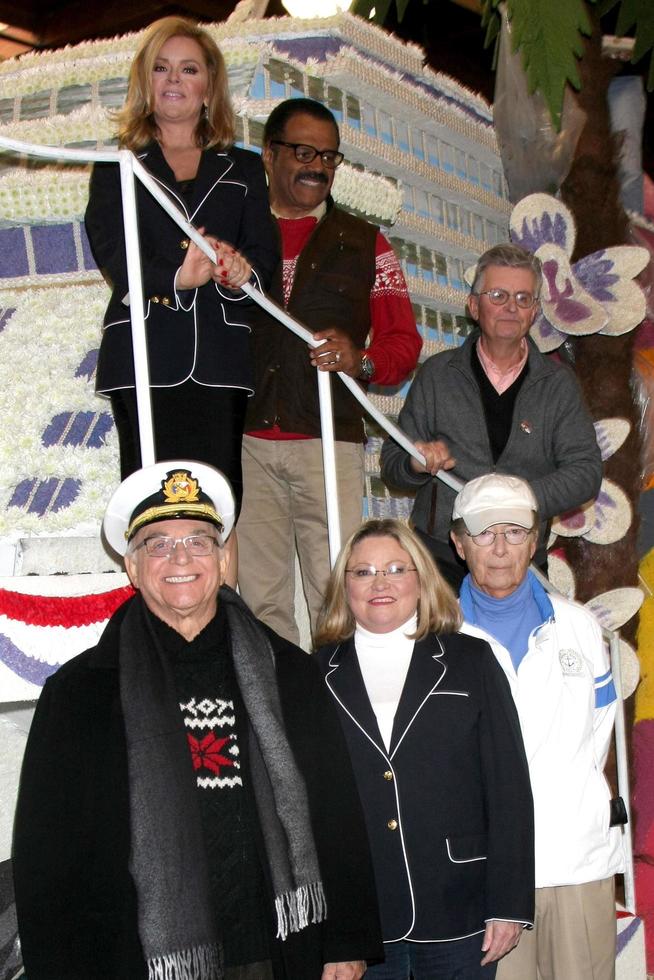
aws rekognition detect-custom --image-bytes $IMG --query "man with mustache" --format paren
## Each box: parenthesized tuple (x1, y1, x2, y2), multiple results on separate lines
(238, 98, 421, 644)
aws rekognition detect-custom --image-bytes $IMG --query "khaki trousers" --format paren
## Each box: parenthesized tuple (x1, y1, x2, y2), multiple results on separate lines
(237, 435, 365, 645)
(496, 878, 616, 980)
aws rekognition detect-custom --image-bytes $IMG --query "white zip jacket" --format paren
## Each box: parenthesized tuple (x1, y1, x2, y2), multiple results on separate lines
(460, 575, 624, 888)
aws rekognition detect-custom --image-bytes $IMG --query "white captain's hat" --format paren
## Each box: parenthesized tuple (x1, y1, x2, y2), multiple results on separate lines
(103, 460, 235, 556)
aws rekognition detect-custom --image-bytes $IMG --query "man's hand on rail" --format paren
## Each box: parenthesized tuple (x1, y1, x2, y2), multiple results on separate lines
(410, 440, 456, 476)
(310, 328, 363, 377)
(210, 241, 253, 290)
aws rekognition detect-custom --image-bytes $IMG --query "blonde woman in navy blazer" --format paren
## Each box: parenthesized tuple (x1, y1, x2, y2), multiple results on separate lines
(315, 519, 535, 980)
(85, 16, 278, 510)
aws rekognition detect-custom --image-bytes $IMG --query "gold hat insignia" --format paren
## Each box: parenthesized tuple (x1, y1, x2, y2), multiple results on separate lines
(162, 471, 201, 504)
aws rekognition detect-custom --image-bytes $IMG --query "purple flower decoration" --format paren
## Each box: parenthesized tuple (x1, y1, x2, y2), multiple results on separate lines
(508, 194, 647, 350)
(513, 210, 569, 254)
(574, 252, 619, 302)
(542, 257, 596, 325)
(0, 633, 60, 686)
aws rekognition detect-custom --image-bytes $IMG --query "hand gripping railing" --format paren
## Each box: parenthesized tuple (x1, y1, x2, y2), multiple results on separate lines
(0, 137, 635, 913)
(129, 152, 462, 567)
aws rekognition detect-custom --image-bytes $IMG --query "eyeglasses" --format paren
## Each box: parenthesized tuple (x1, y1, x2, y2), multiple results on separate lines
(270, 140, 344, 169)
(466, 527, 533, 547)
(345, 563, 417, 579)
(134, 534, 221, 558)
(475, 288, 538, 309)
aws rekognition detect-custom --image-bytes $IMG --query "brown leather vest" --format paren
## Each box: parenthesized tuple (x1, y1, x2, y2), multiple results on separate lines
(245, 203, 377, 442)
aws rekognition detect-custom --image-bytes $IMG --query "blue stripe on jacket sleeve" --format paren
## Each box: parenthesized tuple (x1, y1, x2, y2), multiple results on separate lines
(595, 669, 612, 685)
(595, 679, 617, 708)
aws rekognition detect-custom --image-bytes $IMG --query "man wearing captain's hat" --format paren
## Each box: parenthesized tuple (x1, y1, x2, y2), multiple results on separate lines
(13, 461, 381, 980)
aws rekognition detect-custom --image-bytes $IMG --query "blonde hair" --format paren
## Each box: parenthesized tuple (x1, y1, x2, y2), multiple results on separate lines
(314, 519, 462, 648)
(116, 16, 235, 151)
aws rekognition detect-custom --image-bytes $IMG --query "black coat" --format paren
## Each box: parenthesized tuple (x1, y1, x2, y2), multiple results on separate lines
(315, 632, 535, 942)
(13, 595, 382, 978)
(85, 142, 279, 393)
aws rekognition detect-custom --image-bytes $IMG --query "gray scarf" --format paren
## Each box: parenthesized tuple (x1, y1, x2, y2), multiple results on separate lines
(119, 588, 326, 980)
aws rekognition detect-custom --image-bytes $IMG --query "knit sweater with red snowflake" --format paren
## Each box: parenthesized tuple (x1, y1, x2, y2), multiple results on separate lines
(149, 605, 272, 970)
(245, 201, 422, 443)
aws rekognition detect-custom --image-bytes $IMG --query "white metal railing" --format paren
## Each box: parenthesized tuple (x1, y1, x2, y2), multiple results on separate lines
(0, 134, 635, 912)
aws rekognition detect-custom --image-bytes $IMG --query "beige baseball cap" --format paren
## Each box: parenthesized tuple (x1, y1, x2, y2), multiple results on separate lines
(452, 474, 537, 535)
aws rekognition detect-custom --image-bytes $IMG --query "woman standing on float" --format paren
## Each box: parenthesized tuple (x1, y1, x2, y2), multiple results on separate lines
(86, 16, 278, 516)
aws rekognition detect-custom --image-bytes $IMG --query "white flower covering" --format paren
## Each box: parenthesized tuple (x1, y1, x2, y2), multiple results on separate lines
(0, 284, 118, 537)
(0, 150, 402, 227)
(320, 50, 497, 150)
(0, 104, 114, 147)
(332, 164, 401, 224)
(0, 45, 261, 100)
(394, 209, 493, 255)
(0, 51, 133, 98)
(403, 274, 466, 309)
(0, 9, 505, 544)
(0, 168, 91, 222)
(341, 122, 510, 214)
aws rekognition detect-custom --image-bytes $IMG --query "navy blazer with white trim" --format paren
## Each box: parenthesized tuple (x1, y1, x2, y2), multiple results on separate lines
(85, 142, 278, 393)
(315, 631, 535, 942)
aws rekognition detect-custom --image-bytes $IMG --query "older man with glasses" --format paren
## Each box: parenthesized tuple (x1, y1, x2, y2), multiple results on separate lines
(450, 473, 624, 980)
(381, 242, 602, 590)
(237, 97, 422, 645)
(13, 460, 382, 980)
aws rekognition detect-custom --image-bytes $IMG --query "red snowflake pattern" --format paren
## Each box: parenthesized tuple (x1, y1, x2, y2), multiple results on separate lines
(187, 732, 235, 775)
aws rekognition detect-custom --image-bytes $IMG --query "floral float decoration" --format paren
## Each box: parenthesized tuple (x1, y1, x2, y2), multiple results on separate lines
(552, 418, 632, 546)
(464, 192, 649, 352)
(547, 413, 643, 695)
(546, 553, 643, 699)
(508, 193, 649, 353)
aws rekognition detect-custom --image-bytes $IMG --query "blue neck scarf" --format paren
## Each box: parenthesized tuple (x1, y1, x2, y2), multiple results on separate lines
(460, 571, 553, 671)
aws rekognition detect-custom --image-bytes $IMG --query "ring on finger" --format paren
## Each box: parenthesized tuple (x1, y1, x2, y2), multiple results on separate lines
(335, 352, 341, 362)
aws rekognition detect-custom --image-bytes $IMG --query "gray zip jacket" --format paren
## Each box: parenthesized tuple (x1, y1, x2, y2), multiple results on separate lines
(380, 331, 602, 564)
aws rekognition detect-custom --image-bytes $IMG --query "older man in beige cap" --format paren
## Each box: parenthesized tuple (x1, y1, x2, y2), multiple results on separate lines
(450, 473, 624, 980)
(13, 460, 381, 980)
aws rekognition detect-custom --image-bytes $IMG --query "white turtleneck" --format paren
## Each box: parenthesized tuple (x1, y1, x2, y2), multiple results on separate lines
(354, 615, 417, 751)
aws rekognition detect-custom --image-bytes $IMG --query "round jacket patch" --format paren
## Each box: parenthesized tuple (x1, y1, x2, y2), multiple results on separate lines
(559, 648, 583, 675)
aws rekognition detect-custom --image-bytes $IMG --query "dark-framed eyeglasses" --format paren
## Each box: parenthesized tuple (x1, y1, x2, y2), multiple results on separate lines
(269, 140, 344, 169)
(134, 533, 221, 558)
(345, 563, 417, 580)
(475, 288, 538, 309)
(466, 527, 533, 547)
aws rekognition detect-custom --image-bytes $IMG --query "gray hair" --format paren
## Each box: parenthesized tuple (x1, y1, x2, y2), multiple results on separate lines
(471, 244, 542, 297)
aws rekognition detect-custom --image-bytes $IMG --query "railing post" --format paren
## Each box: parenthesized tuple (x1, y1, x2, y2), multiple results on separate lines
(610, 630, 636, 912)
(118, 150, 155, 466)
(316, 370, 342, 566)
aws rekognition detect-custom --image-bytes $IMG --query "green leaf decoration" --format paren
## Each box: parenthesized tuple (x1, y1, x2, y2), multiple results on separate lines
(505, 0, 594, 129)
(355, 0, 653, 105)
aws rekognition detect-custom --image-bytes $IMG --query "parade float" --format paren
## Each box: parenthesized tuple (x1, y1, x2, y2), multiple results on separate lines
(0, 9, 650, 976)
